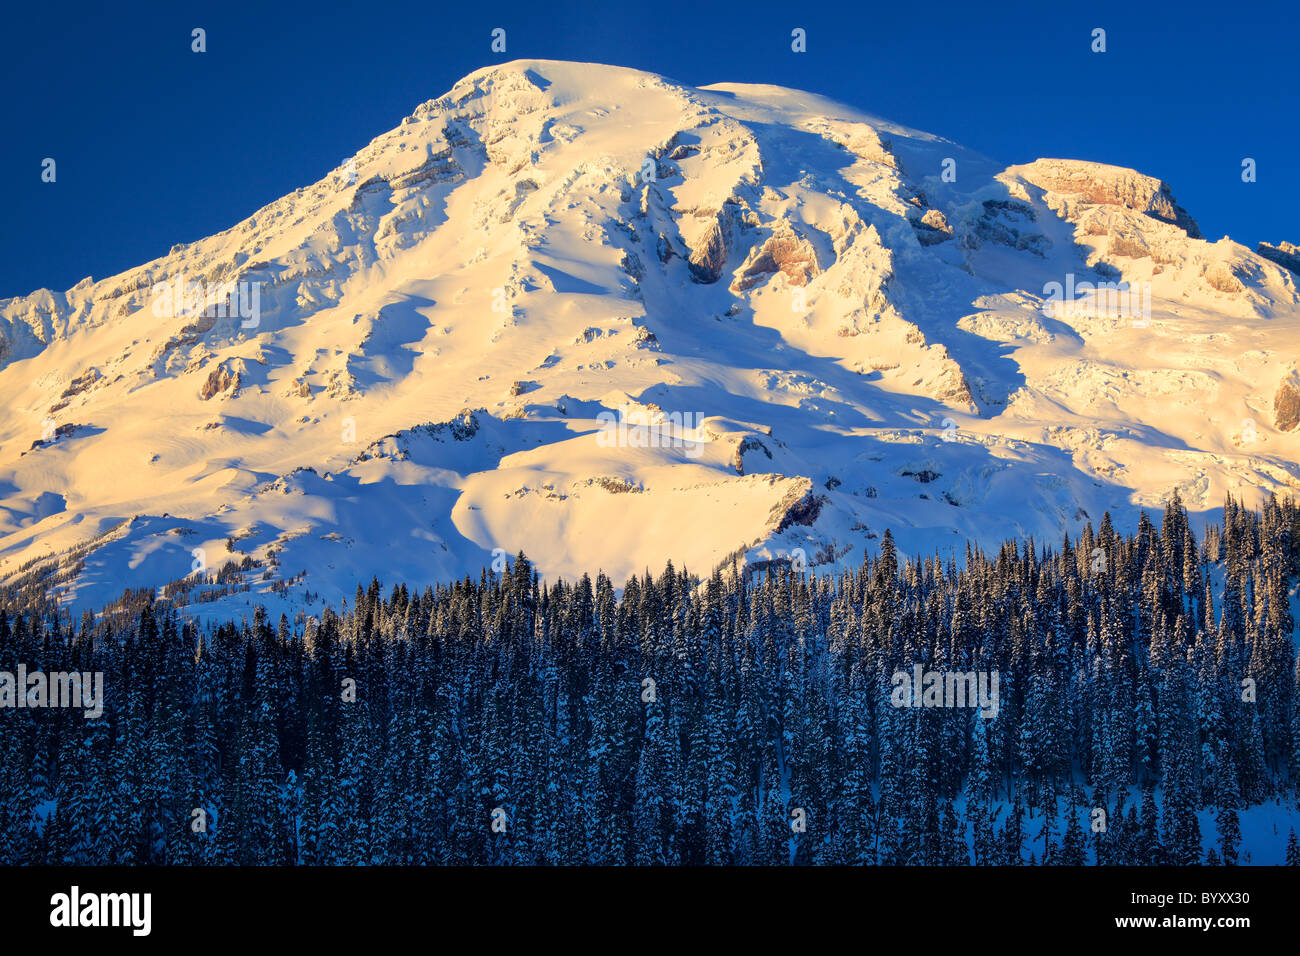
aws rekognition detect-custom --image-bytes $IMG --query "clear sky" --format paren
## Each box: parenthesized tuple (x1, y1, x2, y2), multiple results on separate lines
(1, 0, 1295, 297)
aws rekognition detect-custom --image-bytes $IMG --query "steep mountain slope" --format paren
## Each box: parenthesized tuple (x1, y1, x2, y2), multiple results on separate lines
(3, 59, 1299, 619)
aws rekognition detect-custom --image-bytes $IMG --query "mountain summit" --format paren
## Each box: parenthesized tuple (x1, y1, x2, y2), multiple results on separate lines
(3, 60, 1298, 617)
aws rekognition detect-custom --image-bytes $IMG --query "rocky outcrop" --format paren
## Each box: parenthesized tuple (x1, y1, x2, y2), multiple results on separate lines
(28, 422, 83, 450)
(49, 367, 103, 413)
(151, 309, 221, 367)
(685, 196, 759, 285)
(733, 436, 772, 475)
(910, 208, 954, 247)
(688, 218, 728, 284)
(1106, 233, 1151, 259)
(1013, 159, 1202, 238)
(655, 232, 675, 263)
(425, 409, 481, 442)
(1258, 241, 1300, 276)
(199, 363, 241, 401)
(966, 199, 1050, 257)
(771, 484, 827, 532)
(1275, 369, 1300, 431)
(731, 227, 819, 292)
(390, 144, 461, 191)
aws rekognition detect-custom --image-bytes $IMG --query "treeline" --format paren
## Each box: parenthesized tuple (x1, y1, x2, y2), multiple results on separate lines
(2, 491, 1300, 865)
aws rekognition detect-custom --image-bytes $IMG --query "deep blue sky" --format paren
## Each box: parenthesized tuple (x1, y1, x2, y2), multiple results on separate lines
(2, 0, 1295, 298)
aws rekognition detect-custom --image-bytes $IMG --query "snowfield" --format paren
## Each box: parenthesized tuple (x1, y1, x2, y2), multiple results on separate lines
(2, 59, 1299, 619)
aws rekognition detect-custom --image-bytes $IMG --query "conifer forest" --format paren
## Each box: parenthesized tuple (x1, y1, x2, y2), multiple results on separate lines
(3, 493, 1299, 866)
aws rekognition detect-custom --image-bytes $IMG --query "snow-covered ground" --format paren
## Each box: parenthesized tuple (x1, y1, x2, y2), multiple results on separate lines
(2, 59, 1299, 620)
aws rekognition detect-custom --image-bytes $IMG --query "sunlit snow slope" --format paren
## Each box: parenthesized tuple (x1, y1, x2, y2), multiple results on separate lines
(3, 60, 1299, 618)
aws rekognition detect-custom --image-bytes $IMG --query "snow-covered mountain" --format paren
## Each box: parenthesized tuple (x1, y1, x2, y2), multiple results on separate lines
(3, 59, 1299, 619)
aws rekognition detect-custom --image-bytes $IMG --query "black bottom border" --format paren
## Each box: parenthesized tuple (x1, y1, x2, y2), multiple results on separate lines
(3, 864, 1278, 941)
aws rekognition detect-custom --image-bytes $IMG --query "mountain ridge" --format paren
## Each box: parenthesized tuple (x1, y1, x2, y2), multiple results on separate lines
(2, 59, 1298, 619)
